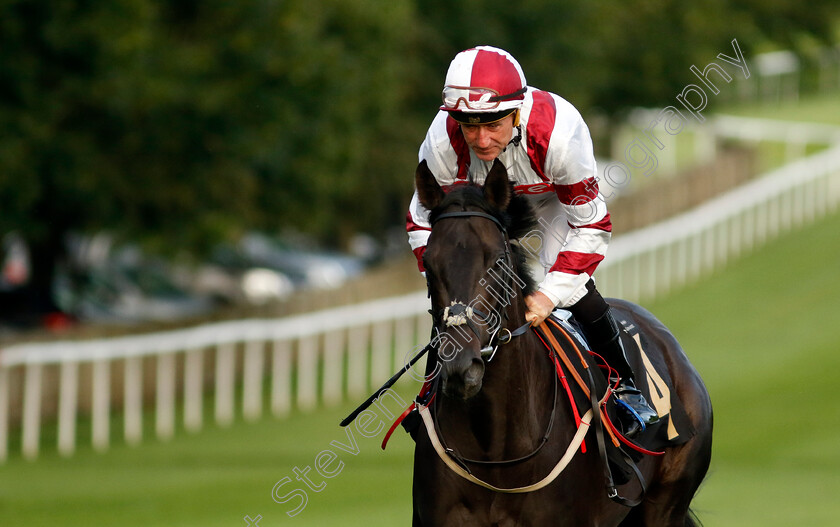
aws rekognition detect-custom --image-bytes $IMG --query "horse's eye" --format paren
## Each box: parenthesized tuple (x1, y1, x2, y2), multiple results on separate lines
(486, 251, 507, 267)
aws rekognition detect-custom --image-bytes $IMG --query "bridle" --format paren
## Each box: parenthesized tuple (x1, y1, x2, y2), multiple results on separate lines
(428, 209, 531, 359)
(420, 214, 644, 501)
(425, 208, 561, 472)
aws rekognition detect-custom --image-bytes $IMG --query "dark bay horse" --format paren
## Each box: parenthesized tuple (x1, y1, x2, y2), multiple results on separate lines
(411, 159, 712, 526)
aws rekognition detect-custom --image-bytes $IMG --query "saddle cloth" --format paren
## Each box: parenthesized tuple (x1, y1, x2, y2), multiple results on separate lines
(550, 309, 696, 454)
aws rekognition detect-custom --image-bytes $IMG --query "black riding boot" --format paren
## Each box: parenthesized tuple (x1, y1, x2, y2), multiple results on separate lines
(581, 308, 659, 438)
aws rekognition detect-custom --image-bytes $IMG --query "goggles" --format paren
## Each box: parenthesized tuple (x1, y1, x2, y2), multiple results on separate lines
(441, 85, 526, 111)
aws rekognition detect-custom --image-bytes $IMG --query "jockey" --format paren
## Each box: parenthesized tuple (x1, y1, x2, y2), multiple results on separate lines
(406, 46, 658, 437)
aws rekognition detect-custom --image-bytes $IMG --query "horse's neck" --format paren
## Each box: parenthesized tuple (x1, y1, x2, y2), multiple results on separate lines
(483, 325, 554, 433)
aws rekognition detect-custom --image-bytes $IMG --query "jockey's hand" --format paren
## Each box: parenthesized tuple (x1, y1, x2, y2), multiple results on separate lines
(524, 291, 556, 327)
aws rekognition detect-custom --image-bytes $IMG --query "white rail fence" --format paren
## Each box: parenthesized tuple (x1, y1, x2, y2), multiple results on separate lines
(1, 143, 840, 463)
(0, 292, 433, 462)
(596, 143, 840, 300)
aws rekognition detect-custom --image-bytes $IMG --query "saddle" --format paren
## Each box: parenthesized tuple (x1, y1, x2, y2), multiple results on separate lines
(550, 309, 696, 456)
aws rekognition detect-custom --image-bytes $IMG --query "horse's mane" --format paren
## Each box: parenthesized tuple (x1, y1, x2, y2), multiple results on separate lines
(429, 182, 539, 295)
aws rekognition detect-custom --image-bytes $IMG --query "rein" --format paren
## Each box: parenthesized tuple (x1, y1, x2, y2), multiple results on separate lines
(418, 403, 594, 494)
(353, 205, 648, 504)
(430, 350, 561, 468)
(419, 318, 613, 495)
(422, 208, 593, 492)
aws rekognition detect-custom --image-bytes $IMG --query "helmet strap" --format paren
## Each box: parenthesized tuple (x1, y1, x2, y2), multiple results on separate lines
(509, 125, 523, 147)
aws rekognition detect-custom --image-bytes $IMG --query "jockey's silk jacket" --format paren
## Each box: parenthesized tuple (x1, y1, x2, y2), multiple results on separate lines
(406, 87, 610, 308)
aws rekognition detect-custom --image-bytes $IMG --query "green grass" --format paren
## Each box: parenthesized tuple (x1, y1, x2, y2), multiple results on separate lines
(3, 209, 840, 526)
(0, 386, 419, 527)
(649, 208, 840, 526)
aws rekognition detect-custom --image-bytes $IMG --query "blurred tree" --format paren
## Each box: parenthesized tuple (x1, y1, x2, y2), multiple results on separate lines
(0, 0, 419, 318)
(410, 0, 603, 110)
(585, 0, 840, 115)
(414, 0, 840, 116)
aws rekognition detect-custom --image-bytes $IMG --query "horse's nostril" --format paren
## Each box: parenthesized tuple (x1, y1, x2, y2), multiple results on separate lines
(442, 358, 485, 399)
(463, 359, 485, 387)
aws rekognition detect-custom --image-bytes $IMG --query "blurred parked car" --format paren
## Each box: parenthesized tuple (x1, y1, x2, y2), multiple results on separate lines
(239, 233, 364, 289)
(207, 233, 365, 295)
(3, 230, 369, 328)
(188, 262, 295, 306)
(54, 241, 217, 324)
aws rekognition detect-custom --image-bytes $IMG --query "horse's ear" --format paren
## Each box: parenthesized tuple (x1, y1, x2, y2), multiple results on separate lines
(484, 159, 511, 210)
(415, 160, 445, 210)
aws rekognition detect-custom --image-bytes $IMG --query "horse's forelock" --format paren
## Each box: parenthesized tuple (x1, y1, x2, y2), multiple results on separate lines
(429, 183, 538, 295)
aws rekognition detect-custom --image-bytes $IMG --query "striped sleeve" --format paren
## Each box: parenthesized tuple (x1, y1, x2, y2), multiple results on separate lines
(406, 191, 431, 272)
(406, 112, 464, 272)
(537, 94, 611, 307)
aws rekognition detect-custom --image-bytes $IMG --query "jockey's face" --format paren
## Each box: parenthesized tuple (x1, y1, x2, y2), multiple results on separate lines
(460, 114, 515, 162)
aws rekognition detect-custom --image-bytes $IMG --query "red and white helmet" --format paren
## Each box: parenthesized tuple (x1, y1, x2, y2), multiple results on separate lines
(440, 46, 527, 124)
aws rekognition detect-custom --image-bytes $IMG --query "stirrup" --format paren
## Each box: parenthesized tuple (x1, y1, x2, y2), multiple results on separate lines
(613, 380, 659, 437)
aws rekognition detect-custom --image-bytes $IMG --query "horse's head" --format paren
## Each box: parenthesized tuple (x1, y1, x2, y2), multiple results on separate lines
(416, 159, 536, 400)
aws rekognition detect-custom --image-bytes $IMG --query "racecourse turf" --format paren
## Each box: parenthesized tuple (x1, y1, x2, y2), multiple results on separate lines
(2, 209, 840, 527)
